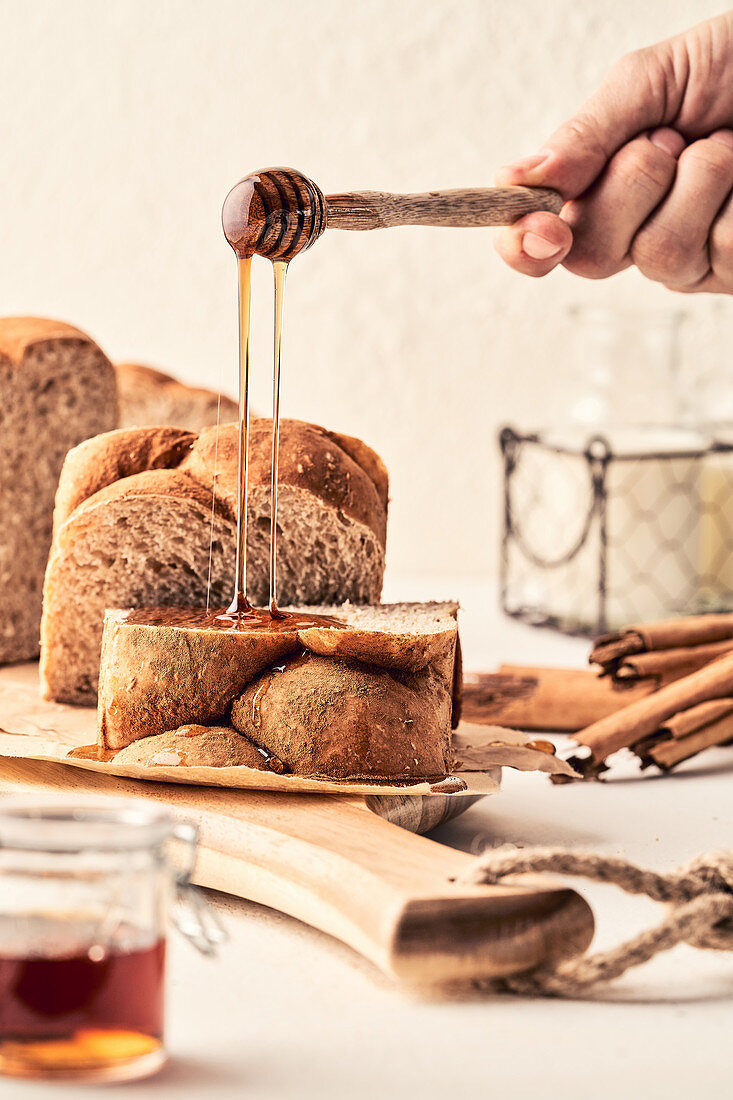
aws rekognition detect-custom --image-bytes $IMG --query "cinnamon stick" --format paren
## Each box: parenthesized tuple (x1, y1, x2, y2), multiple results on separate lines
(462, 665, 655, 732)
(591, 631, 645, 669)
(592, 613, 733, 678)
(659, 698, 733, 740)
(631, 698, 733, 764)
(575, 651, 733, 764)
(613, 639, 733, 682)
(640, 709, 733, 770)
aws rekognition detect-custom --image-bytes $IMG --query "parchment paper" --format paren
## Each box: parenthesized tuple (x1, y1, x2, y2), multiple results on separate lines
(0, 663, 576, 796)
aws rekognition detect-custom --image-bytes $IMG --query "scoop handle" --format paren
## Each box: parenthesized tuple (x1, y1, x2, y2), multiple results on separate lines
(325, 185, 563, 231)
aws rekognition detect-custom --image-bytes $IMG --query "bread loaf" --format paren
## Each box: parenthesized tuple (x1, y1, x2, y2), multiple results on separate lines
(41, 419, 388, 704)
(0, 317, 117, 664)
(116, 362, 238, 431)
(98, 602, 458, 782)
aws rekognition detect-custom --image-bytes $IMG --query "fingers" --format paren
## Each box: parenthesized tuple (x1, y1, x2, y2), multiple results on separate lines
(495, 129, 733, 290)
(496, 43, 681, 198)
(493, 127, 684, 280)
(561, 128, 686, 279)
(709, 190, 733, 286)
(493, 212, 573, 277)
(632, 130, 733, 287)
(668, 187, 733, 293)
(658, 272, 730, 294)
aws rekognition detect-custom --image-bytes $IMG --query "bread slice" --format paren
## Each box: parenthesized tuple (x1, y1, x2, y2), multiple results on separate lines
(116, 362, 238, 431)
(41, 419, 389, 704)
(0, 317, 117, 664)
(98, 602, 458, 782)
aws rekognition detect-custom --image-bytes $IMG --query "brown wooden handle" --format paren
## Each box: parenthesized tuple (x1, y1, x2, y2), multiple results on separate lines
(325, 186, 563, 231)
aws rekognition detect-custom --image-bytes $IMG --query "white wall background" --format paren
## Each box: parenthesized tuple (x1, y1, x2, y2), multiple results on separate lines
(1, 0, 731, 584)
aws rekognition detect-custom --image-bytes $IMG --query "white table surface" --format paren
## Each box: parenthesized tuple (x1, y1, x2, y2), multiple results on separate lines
(6, 580, 732, 1100)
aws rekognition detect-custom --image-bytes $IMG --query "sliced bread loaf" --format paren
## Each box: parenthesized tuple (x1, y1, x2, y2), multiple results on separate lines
(98, 602, 458, 781)
(41, 419, 389, 704)
(0, 317, 117, 664)
(116, 362, 238, 431)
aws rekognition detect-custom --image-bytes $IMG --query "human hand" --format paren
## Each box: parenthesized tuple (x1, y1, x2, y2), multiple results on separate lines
(495, 13, 733, 293)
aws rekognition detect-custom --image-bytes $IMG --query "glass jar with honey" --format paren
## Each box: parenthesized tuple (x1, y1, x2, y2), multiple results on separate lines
(0, 798, 219, 1083)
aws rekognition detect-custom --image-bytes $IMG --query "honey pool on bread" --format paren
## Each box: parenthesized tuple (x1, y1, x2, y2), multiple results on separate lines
(120, 607, 344, 632)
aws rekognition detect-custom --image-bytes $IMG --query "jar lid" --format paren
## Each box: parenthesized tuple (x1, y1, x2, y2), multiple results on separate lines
(0, 797, 176, 852)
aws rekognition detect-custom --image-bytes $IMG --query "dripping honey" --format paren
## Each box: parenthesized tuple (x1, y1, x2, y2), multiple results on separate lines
(227, 254, 254, 617)
(225, 254, 290, 622)
(223, 174, 302, 625)
(269, 259, 288, 616)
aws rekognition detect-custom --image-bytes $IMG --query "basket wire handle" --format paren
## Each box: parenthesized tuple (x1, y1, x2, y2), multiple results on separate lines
(502, 429, 610, 569)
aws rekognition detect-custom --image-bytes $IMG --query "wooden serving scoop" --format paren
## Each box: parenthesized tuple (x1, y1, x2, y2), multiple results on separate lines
(222, 167, 563, 261)
(0, 756, 593, 986)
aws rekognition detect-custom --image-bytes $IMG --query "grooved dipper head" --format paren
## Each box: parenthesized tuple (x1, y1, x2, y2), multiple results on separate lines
(222, 168, 327, 261)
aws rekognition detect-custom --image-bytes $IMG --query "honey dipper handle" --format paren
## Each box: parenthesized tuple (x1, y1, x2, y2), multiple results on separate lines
(325, 185, 563, 231)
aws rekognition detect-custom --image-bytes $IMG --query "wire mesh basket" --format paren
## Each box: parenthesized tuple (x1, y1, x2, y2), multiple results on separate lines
(499, 426, 733, 636)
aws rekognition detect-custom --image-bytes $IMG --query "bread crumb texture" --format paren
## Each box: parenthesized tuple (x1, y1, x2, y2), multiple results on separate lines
(0, 317, 117, 664)
(40, 419, 388, 704)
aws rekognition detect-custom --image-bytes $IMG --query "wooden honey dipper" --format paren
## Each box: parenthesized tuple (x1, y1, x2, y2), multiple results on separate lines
(222, 166, 563, 260)
(221, 165, 563, 618)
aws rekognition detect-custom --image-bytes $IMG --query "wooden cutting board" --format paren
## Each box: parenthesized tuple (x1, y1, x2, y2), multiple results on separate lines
(0, 755, 594, 986)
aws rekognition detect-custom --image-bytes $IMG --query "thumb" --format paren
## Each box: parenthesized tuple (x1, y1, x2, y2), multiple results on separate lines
(496, 46, 675, 198)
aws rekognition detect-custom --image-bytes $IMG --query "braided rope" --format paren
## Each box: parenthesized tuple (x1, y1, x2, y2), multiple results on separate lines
(459, 847, 733, 997)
